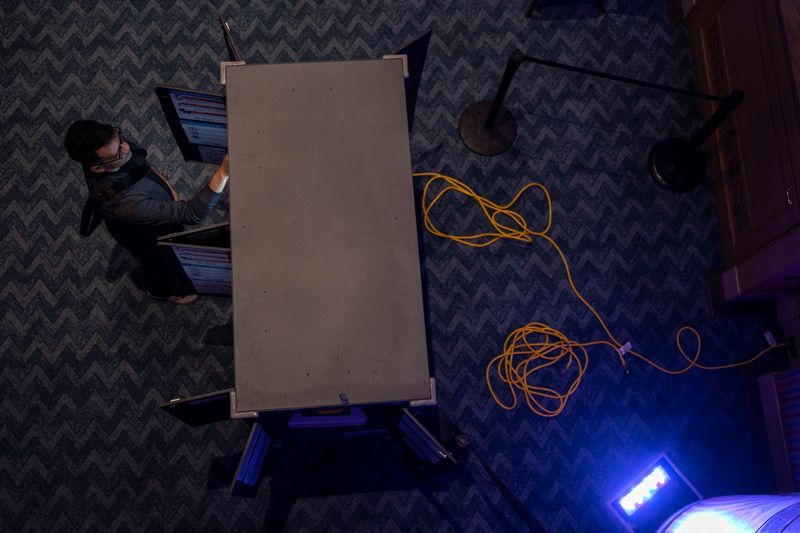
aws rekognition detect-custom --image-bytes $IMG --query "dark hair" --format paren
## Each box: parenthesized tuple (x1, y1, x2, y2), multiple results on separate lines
(64, 120, 116, 164)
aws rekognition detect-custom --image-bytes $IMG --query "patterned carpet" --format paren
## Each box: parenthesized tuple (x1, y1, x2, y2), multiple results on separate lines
(1, 0, 784, 531)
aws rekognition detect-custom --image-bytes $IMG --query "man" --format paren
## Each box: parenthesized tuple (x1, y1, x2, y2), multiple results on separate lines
(65, 120, 230, 304)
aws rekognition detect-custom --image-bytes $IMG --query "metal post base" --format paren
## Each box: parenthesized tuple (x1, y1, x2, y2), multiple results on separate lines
(458, 101, 517, 156)
(648, 137, 706, 193)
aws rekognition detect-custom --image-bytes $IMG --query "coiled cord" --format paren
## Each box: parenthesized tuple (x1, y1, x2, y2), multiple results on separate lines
(413, 172, 786, 417)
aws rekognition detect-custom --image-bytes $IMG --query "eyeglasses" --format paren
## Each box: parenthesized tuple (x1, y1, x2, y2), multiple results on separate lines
(97, 127, 127, 165)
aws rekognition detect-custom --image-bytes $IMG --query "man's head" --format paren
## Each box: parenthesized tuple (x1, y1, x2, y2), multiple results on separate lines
(64, 120, 131, 173)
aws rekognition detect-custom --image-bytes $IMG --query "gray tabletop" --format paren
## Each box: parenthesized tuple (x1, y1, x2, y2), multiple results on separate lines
(226, 59, 431, 413)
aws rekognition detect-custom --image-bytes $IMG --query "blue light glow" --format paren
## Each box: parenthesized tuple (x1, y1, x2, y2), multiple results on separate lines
(670, 510, 751, 532)
(618, 465, 670, 516)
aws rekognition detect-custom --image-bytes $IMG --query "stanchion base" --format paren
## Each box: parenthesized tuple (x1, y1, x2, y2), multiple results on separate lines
(648, 137, 705, 193)
(458, 101, 517, 156)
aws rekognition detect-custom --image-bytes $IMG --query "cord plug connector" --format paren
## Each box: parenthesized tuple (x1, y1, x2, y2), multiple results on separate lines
(618, 342, 632, 375)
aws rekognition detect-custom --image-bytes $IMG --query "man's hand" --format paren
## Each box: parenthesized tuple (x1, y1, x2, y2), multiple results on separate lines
(209, 154, 230, 193)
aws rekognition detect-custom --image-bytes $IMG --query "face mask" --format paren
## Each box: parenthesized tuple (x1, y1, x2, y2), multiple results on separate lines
(116, 144, 148, 181)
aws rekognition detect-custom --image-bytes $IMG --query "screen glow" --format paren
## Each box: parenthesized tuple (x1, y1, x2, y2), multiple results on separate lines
(618, 465, 670, 516)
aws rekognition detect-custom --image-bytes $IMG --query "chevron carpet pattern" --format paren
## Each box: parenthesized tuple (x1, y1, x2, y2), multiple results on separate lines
(1, 0, 782, 531)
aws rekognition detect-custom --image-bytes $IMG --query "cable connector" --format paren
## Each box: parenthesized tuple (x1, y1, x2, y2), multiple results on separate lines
(764, 331, 778, 347)
(618, 342, 632, 374)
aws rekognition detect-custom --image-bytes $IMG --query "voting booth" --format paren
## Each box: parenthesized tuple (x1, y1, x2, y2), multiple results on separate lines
(159, 44, 459, 496)
(226, 58, 431, 412)
(157, 222, 231, 296)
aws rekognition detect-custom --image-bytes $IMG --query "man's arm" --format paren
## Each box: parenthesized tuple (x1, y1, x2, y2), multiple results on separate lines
(103, 155, 231, 226)
(208, 154, 229, 193)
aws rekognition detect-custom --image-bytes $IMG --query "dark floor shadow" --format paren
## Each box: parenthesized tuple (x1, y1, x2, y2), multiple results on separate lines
(473, 454, 549, 532)
(105, 243, 144, 289)
(203, 323, 234, 346)
(259, 434, 468, 532)
(205, 417, 544, 532)
(525, 0, 607, 20)
(413, 143, 444, 167)
(418, 485, 468, 533)
(260, 435, 417, 531)
(525, 0, 660, 20)
(208, 453, 242, 490)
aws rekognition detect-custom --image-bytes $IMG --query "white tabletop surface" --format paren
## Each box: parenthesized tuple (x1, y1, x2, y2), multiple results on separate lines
(226, 59, 431, 412)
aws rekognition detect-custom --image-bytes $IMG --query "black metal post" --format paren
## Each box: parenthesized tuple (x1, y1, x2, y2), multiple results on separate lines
(648, 89, 744, 193)
(486, 50, 526, 129)
(458, 51, 525, 155)
(520, 53, 725, 103)
(689, 90, 745, 148)
(459, 48, 743, 192)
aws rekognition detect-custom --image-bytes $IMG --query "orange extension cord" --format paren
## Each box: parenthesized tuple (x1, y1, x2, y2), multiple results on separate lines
(413, 172, 787, 417)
